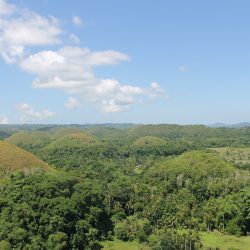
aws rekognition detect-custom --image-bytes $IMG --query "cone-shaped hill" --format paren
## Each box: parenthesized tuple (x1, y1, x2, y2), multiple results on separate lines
(5, 131, 51, 146)
(0, 141, 51, 177)
(148, 151, 246, 184)
(131, 136, 191, 156)
(39, 132, 103, 168)
(51, 128, 87, 139)
(146, 151, 250, 200)
(48, 132, 99, 147)
(132, 136, 167, 147)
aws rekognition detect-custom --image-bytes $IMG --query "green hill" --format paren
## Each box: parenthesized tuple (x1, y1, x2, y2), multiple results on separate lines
(39, 132, 103, 168)
(150, 151, 237, 181)
(146, 151, 249, 202)
(132, 136, 167, 147)
(0, 141, 51, 177)
(51, 128, 87, 139)
(131, 136, 192, 157)
(5, 131, 51, 146)
(86, 127, 126, 141)
(49, 132, 98, 146)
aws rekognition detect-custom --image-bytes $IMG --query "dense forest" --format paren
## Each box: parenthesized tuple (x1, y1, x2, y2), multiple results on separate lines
(0, 124, 250, 249)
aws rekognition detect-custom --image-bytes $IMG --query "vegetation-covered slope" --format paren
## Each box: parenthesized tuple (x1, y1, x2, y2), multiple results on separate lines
(212, 147, 250, 170)
(0, 141, 50, 177)
(0, 172, 111, 249)
(38, 133, 104, 168)
(0, 125, 250, 249)
(51, 127, 87, 139)
(5, 131, 51, 146)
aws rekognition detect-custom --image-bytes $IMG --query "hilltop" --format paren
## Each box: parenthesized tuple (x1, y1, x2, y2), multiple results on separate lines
(5, 131, 51, 146)
(0, 141, 51, 177)
(38, 132, 103, 168)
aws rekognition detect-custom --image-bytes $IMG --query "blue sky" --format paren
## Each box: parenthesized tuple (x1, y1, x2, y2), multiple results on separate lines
(1, 0, 250, 124)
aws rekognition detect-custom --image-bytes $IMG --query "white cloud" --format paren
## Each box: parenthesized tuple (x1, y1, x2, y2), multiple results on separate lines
(0, 0, 16, 16)
(19, 46, 165, 113)
(0, 114, 9, 124)
(0, 1, 166, 114)
(64, 97, 81, 109)
(15, 103, 55, 122)
(72, 16, 82, 26)
(178, 65, 188, 72)
(149, 82, 166, 98)
(69, 33, 80, 43)
(0, 1, 61, 63)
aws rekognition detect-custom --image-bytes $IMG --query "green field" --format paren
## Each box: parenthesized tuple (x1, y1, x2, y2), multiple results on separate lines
(102, 233, 250, 250)
(102, 240, 150, 250)
(201, 231, 250, 250)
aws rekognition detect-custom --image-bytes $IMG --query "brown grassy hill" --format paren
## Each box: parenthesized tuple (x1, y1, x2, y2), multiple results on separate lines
(0, 141, 51, 177)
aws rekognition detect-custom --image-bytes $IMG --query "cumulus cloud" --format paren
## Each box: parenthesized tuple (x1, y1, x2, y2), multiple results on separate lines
(64, 97, 81, 109)
(0, 114, 9, 124)
(0, 1, 166, 114)
(0, 0, 16, 16)
(15, 103, 55, 122)
(0, 0, 61, 63)
(72, 16, 82, 26)
(20, 46, 165, 113)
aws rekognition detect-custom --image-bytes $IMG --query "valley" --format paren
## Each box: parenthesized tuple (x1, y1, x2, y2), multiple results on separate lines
(0, 124, 249, 249)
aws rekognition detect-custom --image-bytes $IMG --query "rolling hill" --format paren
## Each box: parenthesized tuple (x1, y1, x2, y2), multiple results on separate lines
(5, 131, 51, 146)
(39, 132, 103, 168)
(51, 127, 87, 139)
(0, 141, 51, 177)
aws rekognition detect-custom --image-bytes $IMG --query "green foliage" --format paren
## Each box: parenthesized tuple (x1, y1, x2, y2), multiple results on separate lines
(1, 125, 250, 249)
(114, 216, 151, 242)
(0, 172, 112, 249)
(148, 229, 202, 250)
(46, 232, 68, 250)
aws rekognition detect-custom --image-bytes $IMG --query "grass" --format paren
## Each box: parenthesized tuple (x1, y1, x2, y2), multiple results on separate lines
(0, 141, 51, 178)
(101, 232, 250, 250)
(102, 240, 150, 250)
(211, 147, 250, 165)
(201, 231, 250, 250)
(5, 131, 51, 145)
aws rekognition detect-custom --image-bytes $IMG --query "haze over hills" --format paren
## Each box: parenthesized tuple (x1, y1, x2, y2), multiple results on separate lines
(208, 122, 250, 128)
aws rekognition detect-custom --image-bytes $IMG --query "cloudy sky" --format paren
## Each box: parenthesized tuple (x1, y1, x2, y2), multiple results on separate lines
(1, 0, 250, 124)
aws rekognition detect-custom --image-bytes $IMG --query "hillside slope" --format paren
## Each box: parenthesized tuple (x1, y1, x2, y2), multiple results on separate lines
(0, 141, 51, 177)
(39, 132, 103, 168)
(5, 131, 51, 146)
